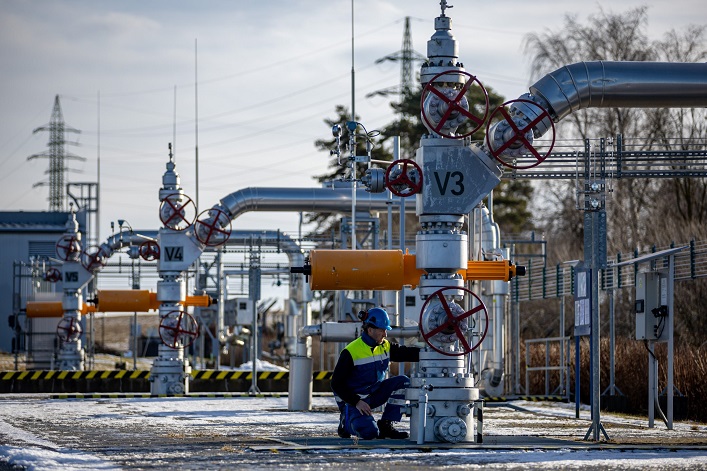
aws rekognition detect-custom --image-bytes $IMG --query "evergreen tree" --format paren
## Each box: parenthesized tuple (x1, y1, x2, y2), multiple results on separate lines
(309, 82, 536, 238)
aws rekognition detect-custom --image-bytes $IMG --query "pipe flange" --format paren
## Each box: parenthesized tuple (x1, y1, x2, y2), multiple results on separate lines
(435, 416, 467, 443)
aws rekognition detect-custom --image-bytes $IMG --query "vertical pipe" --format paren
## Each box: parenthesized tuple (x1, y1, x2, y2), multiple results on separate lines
(667, 256, 675, 429)
(609, 288, 615, 395)
(216, 249, 224, 370)
(417, 390, 428, 445)
(559, 296, 565, 396)
(648, 341, 655, 428)
(394, 137, 406, 376)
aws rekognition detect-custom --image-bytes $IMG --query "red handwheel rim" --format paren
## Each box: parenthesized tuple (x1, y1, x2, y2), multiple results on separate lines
(384, 159, 423, 197)
(420, 70, 489, 139)
(418, 286, 489, 356)
(485, 99, 556, 169)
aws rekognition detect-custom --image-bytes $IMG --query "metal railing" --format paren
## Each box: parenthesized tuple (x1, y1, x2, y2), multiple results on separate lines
(524, 336, 571, 399)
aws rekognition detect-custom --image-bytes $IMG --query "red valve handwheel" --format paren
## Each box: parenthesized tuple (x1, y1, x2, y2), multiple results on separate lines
(485, 99, 556, 169)
(159, 311, 199, 349)
(159, 193, 196, 231)
(45, 268, 62, 283)
(56, 317, 83, 343)
(139, 241, 160, 261)
(384, 159, 423, 197)
(81, 245, 108, 272)
(418, 286, 489, 356)
(194, 208, 232, 247)
(420, 70, 489, 139)
(55, 235, 81, 262)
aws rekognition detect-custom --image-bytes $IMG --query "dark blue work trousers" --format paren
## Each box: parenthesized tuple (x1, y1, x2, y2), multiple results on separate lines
(337, 375, 410, 440)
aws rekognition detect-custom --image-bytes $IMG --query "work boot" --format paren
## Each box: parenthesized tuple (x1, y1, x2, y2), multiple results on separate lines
(377, 419, 409, 439)
(338, 414, 351, 438)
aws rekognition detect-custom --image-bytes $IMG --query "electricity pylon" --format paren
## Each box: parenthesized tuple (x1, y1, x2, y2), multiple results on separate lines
(29, 95, 85, 211)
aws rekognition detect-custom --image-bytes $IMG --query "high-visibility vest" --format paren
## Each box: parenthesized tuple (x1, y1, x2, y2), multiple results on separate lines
(342, 337, 391, 395)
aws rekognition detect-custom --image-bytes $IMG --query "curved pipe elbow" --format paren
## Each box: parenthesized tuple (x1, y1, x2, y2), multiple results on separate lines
(528, 61, 707, 123)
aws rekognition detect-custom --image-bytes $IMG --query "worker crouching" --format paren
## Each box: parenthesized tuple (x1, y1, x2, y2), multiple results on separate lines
(331, 307, 420, 440)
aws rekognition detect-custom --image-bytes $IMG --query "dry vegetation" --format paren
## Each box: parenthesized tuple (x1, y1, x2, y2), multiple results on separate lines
(523, 337, 707, 423)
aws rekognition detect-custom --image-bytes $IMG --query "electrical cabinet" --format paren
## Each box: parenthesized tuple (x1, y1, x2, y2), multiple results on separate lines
(635, 271, 669, 341)
(223, 298, 254, 326)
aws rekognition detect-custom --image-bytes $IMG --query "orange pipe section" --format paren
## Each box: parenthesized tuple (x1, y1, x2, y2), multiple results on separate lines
(26, 302, 63, 318)
(97, 290, 157, 312)
(26, 302, 95, 318)
(310, 250, 424, 290)
(26, 291, 214, 317)
(309, 250, 519, 291)
(98, 290, 213, 311)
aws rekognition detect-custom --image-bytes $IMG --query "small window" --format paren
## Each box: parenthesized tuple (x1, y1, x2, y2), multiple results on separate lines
(405, 296, 416, 307)
(238, 302, 248, 311)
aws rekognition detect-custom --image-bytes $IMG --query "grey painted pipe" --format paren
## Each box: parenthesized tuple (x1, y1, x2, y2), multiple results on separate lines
(529, 61, 707, 122)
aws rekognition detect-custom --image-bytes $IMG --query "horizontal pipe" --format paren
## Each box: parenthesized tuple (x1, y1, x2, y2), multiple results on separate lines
(26, 302, 94, 318)
(219, 187, 416, 221)
(530, 61, 707, 122)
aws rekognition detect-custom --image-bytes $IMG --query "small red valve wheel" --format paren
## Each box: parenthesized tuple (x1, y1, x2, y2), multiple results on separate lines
(56, 317, 83, 343)
(159, 193, 196, 231)
(159, 311, 199, 349)
(55, 235, 81, 262)
(195, 208, 232, 247)
(485, 99, 556, 169)
(45, 267, 62, 283)
(420, 70, 489, 139)
(81, 245, 108, 272)
(139, 241, 160, 261)
(385, 159, 423, 197)
(418, 286, 489, 356)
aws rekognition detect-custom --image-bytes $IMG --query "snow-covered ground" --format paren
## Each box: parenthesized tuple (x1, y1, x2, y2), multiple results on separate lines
(0, 394, 705, 470)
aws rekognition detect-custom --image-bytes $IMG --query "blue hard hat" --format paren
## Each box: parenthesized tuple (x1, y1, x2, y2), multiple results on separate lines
(365, 307, 392, 331)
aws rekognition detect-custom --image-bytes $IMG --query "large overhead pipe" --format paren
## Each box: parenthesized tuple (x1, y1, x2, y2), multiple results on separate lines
(490, 61, 707, 146)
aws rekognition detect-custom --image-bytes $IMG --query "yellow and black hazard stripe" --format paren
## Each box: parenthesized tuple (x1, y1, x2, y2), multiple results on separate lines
(1, 370, 150, 381)
(190, 370, 290, 381)
(190, 371, 334, 381)
(1, 370, 334, 382)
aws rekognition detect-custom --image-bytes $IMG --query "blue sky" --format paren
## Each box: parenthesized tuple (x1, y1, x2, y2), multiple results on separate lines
(0, 0, 704, 240)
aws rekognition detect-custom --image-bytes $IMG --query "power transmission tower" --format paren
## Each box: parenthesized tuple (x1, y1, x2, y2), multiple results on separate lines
(29, 95, 85, 211)
(367, 17, 426, 98)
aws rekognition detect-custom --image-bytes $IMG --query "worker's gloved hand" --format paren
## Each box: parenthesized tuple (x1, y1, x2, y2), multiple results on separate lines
(355, 400, 372, 416)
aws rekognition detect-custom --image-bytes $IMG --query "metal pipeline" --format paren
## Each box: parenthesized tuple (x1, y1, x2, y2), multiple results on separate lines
(218, 187, 415, 220)
(98, 230, 157, 260)
(476, 206, 506, 395)
(512, 61, 707, 138)
(226, 230, 307, 357)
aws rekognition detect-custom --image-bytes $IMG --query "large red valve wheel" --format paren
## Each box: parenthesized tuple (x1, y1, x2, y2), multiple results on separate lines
(159, 311, 199, 349)
(418, 286, 489, 356)
(139, 241, 160, 261)
(385, 159, 423, 197)
(420, 70, 489, 139)
(159, 193, 196, 231)
(44, 267, 62, 283)
(56, 317, 83, 343)
(194, 208, 232, 247)
(485, 99, 556, 169)
(81, 245, 108, 272)
(55, 235, 81, 262)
